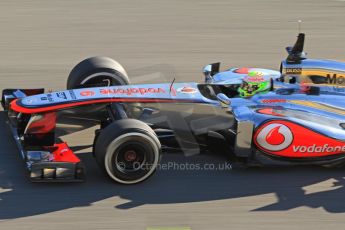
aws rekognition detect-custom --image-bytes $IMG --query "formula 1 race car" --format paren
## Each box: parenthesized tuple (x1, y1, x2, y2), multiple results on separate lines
(1, 33, 345, 184)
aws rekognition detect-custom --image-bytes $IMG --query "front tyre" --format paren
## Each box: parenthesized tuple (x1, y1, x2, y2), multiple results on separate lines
(66, 56, 130, 114)
(94, 119, 161, 184)
(67, 56, 130, 89)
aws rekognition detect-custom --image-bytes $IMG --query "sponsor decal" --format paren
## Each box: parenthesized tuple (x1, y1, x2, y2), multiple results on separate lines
(56, 92, 67, 100)
(80, 90, 95, 96)
(41, 93, 54, 102)
(100, 87, 165, 95)
(254, 120, 345, 158)
(255, 123, 293, 151)
(177, 86, 198, 94)
(244, 75, 265, 83)
(293, 144, 345, 153)
(69, 90, 77, 100)
(261, 99, 286, 103)
(285, 68, 302, 74)
(326, 73, 345, 85)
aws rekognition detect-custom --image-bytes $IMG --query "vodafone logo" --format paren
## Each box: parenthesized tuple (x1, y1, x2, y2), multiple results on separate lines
(255, 123, 293, 151)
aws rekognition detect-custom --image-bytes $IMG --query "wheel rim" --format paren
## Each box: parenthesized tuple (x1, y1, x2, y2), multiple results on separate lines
(114, 141, 147, 173)
(105, 133, 160, 184)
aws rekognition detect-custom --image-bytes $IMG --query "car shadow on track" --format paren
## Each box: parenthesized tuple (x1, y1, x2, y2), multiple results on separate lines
(1, 111, 345, 220)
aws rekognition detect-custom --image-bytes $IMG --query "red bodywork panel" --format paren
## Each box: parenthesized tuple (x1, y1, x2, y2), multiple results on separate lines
(10, 98, 195, 114)
(254, 120, 345, 158)
(47, 143, 80, 163)
(25, 112, 56, 134)
(22, 107, 80, 163)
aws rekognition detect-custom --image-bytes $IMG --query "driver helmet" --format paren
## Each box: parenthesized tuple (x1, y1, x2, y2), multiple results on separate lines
(238, 71, 271, 98)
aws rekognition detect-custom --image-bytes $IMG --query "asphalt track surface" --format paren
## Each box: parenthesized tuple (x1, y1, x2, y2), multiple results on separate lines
(0, 0, 345, 229)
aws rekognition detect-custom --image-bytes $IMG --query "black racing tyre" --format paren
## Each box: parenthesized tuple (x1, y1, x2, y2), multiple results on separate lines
(94, 119, 161, 184)
(67, 56, 130, 89)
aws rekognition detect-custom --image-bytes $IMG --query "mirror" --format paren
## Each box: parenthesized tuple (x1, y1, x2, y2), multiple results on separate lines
(203, 64, 212, 75)
(203, 64, 213, 83)
(216, 93, 231, 108)
(202, 62, 220, 83)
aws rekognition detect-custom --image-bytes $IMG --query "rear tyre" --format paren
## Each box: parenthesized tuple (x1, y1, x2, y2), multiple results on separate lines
(94, 119, 161, 184)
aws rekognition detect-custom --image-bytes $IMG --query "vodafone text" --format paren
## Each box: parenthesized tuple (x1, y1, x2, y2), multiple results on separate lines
(100, 87, 165, 95)
(293, 144, 345, 153)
